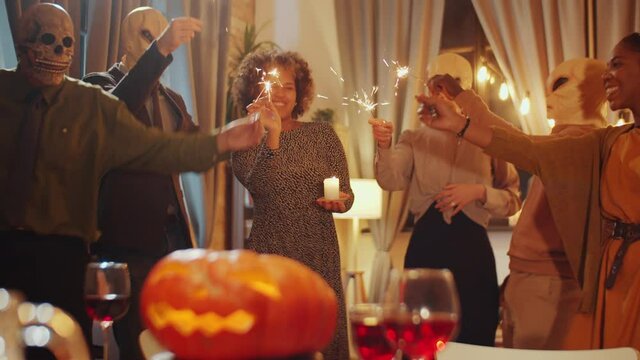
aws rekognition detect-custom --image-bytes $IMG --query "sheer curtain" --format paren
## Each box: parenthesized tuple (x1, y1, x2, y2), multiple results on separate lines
(471, 0, 587, 135)
(0, 0, 17, 68)
(334, 0, 445, 302)
(596, 1, 640, 58)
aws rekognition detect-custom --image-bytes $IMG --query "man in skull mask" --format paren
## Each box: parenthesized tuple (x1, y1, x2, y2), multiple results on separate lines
(426, 58, 608, 349)
(81, 7, 205, 358)
(0, 3, 264, 355)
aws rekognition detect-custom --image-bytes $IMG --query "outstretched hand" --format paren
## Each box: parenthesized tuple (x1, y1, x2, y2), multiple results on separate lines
(415, 94, 466, 132)
(427, 74, 464, 100)
(157, 17, 203, 56)
(217, 119, 264, 153)
(368, 118, 393, 149)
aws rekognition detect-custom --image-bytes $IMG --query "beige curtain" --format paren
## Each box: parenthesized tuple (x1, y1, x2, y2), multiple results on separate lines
(175, 0, 231, 250)
(596, 1, 640, 58)
(334, 0, 445, 302)
(471, 0, 587, 135)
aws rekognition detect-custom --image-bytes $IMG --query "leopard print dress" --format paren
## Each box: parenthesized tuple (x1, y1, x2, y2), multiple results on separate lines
(232, 121, 353, 360)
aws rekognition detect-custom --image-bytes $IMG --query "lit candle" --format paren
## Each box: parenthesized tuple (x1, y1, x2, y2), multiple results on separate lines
(323, 177, 340, 200)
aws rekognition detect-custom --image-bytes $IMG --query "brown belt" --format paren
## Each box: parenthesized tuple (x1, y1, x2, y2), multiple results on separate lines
(605, 221, 640, 289)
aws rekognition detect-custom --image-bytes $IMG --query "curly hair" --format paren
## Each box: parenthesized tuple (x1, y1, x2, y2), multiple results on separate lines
(231, 49, 315, 119)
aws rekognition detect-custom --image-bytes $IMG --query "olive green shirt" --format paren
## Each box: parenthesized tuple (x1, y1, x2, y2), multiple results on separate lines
(0, 69, 226, 242)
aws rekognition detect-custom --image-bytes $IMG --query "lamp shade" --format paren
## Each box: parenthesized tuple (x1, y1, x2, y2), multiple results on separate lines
(333, 179, 383, 220)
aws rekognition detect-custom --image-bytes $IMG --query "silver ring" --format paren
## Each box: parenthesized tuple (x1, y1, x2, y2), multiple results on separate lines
(428, 105, 439, 118)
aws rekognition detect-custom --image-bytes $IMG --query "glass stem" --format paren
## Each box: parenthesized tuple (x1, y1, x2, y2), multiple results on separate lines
(100, 321, 112, 360)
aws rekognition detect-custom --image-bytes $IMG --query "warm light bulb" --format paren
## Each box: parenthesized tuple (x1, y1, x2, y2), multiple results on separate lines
(477, 66, 489, 83)
(489, 76, 496, 84)
(499, 83, 509, 100)
(519, 96, 530, 115)
(547, 119, 555, 128)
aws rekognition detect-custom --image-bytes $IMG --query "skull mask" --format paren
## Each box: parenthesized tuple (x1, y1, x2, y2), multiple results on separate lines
(17, 3, 74, 87)
(546, 58, 607, 127)
(120, 7, 168, 70)
(428, 53, 473, 90)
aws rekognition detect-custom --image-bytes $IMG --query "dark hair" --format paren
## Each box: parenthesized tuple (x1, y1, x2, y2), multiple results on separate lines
(231, 49, 314, 119)
(619, 32, 640, 53)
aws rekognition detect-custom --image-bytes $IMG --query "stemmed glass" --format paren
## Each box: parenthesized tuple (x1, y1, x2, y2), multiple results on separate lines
(396, 268, 460, 360)
(84, 262, 131, 360)
(349, 303, 398, 360)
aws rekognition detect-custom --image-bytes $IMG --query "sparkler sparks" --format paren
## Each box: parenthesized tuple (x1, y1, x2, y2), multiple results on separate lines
(343, 86, 389, 115)
(253, 67, 282, 103)
(384, 59, 413, 96)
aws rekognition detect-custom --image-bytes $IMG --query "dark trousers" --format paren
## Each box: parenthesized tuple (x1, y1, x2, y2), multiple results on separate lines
(0, 230, 91, 359)
(404, 205, 499, 346)
(93, 219, 190, 360)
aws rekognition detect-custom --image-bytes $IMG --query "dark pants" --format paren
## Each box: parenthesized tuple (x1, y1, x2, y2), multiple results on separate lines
(0, 230, 91, 359)
(404, 205, 499, 346)
(93, 218, 190, 360)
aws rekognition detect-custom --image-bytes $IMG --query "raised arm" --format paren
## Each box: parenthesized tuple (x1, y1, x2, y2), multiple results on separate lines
(369, 118, 414, 191)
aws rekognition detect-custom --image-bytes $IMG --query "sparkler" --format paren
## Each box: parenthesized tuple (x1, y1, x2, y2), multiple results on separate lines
(253, 67, 282, 103)
(343, 86, 389, 115)
(383, 59, 415, 96)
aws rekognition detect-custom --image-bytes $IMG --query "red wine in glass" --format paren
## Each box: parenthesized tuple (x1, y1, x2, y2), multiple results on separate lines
(85, 294, 130, 322)
(390, 312, 458, 359)
(84, 262, 130, 360)
(351, 318, 397, 360)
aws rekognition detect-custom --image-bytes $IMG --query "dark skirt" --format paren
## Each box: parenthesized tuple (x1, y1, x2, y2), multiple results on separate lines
(404, 205, 499, 346)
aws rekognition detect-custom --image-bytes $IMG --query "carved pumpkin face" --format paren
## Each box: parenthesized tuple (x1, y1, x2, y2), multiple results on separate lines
(140, 249, 337, 359)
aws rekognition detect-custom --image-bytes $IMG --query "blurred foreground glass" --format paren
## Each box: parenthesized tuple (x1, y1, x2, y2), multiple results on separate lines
(398, 268, 460, 360)
(84, 262, 130, 360)
(349, 303, 398, 360)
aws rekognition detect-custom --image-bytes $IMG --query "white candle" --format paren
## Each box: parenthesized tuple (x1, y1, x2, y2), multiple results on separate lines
(323, 177, 340, 200)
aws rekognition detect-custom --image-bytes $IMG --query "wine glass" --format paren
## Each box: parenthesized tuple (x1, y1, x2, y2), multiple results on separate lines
(349, 303, 398, 360)
(396, 268, 460, 360)
(84, 262, 131, 360)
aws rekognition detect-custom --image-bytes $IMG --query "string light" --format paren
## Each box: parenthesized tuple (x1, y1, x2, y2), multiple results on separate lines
(547, 119, 556, 128)
(519, 94, 530, 115)
(498, 82, 509, 101)
(477, 65, 489, 83)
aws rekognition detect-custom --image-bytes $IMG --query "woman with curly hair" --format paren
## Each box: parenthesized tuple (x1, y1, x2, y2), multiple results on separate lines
(230, 49, 353, 359)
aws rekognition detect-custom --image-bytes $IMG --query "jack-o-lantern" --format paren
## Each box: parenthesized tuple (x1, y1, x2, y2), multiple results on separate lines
(140, 249, 337, 359)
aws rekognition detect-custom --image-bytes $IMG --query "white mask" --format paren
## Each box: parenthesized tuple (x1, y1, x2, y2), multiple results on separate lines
(546, 58, 607, 127)
(428, 53, 473, 90)
(120, 7, 168, 70)
(17, 3, 74, 86)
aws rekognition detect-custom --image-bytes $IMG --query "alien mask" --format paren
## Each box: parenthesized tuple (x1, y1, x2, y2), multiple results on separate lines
(120, 7, 168, 70)
(546, 58, 607, 126)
